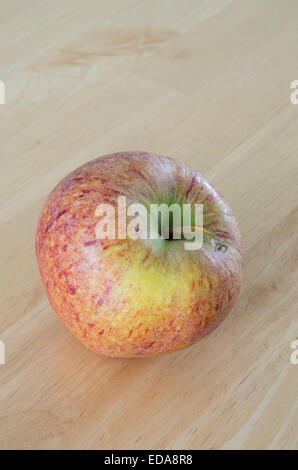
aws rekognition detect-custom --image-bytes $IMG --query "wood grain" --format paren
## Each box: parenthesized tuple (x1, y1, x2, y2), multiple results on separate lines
(0, 0, 297, 450)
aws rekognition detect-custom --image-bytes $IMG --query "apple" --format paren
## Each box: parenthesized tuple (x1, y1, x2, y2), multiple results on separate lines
(36, 151, 243, 358)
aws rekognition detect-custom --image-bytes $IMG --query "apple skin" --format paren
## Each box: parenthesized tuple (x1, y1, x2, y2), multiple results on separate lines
(36, 151, 243, 358)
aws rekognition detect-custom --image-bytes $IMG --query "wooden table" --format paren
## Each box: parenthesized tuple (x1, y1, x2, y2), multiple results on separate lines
(1, 0, 297, 450)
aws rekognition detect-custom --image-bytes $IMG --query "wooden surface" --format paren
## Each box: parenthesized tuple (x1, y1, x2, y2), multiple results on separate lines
(0, 0, 297, 450)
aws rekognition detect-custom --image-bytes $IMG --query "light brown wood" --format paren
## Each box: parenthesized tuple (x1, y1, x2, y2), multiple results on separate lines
(0, 0, 297, 450)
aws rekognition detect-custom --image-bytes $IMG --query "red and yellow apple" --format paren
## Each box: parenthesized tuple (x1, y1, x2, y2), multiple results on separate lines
(36, 151, 243, 357)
